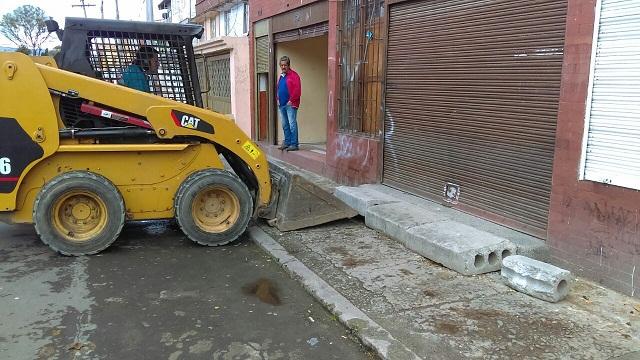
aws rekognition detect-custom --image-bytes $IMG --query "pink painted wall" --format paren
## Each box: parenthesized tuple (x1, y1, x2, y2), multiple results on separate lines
(225, 36, 252, 137)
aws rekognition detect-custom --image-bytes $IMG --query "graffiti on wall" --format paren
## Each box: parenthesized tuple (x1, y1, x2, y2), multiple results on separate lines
(585, 200, 640, 254)
(335, 134, 371, 169)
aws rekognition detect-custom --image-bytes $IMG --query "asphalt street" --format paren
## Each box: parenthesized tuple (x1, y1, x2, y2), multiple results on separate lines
(0, 221, 373, 360)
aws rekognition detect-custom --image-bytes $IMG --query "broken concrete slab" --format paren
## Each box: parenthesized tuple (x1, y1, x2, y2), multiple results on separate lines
(403, 221, 517, 275)
(502, 255, 572, 303)
(335, 185, 400, 216)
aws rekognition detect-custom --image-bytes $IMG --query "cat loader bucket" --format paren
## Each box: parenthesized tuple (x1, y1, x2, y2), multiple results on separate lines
(259, 159, 357, 231)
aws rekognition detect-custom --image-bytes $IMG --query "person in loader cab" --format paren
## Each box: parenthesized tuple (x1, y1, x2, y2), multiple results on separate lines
(120, 46, 160, 93)
(276, 55, 302, 152)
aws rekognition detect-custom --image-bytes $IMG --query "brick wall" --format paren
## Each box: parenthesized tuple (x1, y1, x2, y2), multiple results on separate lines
(250, 0, 320, 22)
(195, 0, 227, 15)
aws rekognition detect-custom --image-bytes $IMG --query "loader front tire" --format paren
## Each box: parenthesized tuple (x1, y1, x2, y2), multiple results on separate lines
(175, 169, 252, 246)
(33, 171, 125, 256)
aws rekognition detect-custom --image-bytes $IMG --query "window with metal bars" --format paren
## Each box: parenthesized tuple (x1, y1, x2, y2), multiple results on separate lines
(205, 56, 232, 114)
(86, 31, 196, 104)
(224, 11, 231, 35)
(208, 58, 231, 98)
(196, 55, 232, 114)
(210, 17, 217, 39)
(339, 0, 386, 137)
(243, 3, 249, 34)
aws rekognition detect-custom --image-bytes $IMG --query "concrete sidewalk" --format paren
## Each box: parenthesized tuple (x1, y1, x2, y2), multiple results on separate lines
(250, 219, 640, 359)
(247, 160, 640, 359)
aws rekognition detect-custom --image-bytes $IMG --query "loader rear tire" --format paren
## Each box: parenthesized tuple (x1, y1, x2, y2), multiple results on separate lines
(33, 171, 125, 256)
(175, 169, 252, 246)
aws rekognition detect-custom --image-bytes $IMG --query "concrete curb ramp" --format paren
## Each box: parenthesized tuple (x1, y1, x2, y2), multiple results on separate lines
(337, 186, 516, 275)
(248, 226, 422, 360)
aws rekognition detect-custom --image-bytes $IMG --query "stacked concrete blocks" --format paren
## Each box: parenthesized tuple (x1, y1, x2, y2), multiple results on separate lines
(502, 255, 572, 303)
(405, 221, 516, 275)
(365, 202, 516, 275)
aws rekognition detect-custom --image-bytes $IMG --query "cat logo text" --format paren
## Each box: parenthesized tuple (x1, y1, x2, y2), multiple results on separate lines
(181, 115, 201, 129)
(170, 110, 215, 134)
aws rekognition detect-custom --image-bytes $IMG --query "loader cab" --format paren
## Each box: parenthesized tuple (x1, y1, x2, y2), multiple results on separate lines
(49, 17, 204, 107)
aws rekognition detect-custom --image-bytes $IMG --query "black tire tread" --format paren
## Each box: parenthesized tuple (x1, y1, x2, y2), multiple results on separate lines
(33, 171, 125, 256)
(174, 169, 252, 246)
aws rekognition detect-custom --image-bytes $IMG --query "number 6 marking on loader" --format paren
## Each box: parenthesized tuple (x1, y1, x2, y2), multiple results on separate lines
(0, 158, 12, 175)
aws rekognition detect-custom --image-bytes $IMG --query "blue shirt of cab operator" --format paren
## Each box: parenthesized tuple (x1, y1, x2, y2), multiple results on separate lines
(119, 46, 159, 93)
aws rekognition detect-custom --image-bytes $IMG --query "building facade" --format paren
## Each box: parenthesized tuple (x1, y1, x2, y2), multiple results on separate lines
(249, 0, 640, 297)
(249, 0, 379, 184)
(547, 0, 640, 296)
(193, 0, 251, 135)
(158, 0, 195, 23)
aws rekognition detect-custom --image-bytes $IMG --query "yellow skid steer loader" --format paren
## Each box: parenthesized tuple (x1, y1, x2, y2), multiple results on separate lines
(0, 18, 354, 255)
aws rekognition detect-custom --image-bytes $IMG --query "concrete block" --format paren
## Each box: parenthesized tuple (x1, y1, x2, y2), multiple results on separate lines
(404, 221, 517, 275)
(501, 255, 572, 303)
(335, 185, 400, 216)
(365, 202, 441, 240)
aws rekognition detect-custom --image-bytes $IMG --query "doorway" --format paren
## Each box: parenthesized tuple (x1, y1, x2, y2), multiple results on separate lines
(274, 35, 328, 150)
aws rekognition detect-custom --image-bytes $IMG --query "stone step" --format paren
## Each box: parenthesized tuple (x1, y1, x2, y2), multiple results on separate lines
(335, 184, 400, 216)
(365, 202, 442, 240)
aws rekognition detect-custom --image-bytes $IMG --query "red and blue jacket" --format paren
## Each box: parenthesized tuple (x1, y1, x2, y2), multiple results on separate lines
(277, 69, 301, 109)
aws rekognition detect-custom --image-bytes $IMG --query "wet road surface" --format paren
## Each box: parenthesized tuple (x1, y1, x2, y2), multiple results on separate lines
(0, 221, 373, 359)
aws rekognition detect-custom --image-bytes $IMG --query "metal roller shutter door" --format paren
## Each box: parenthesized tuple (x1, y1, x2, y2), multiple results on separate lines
(383, 0, 567, 237)
(256, 36, 270, 73)
(273, 22, 329, 43)
(581, 0, 640, 190)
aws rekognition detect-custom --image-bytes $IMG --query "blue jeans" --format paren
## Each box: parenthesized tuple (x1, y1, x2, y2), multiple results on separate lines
(279, 105, 298, 147)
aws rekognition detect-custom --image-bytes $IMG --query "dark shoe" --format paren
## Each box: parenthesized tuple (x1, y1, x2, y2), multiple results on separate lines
(277, 144, 289, 150)
(286, 146, 299, 152)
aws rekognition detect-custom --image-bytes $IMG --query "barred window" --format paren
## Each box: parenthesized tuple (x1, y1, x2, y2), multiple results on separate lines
(199, 55, 232, 115)
(339, 0, 386, 137)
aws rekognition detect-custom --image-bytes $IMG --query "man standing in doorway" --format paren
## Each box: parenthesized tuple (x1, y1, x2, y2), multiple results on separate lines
(277, 55, 302, 151)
